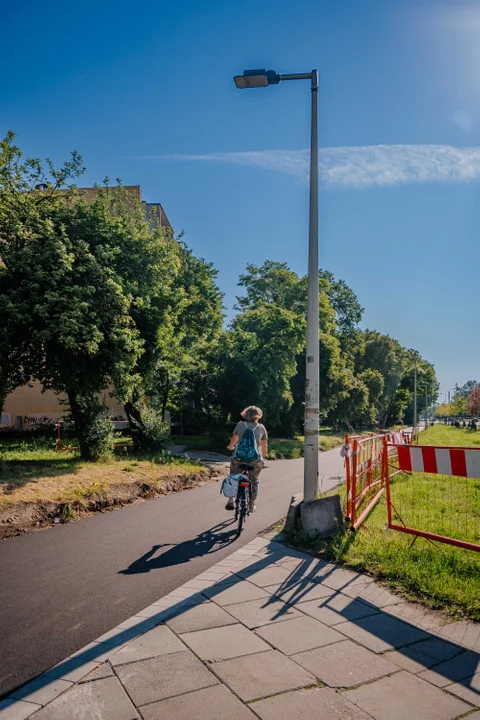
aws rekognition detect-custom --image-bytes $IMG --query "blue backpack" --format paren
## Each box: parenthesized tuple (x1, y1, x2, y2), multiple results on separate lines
(235, 422, 261, 462)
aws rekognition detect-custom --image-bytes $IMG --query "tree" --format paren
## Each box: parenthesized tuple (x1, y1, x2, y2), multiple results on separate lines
(230, 261, 356, 434)
(456, 380, 479, 399)
(319, 270, 364, 364)
(149, 243, 223, 421)
(467, 387, 480, 416)
(451, 391, 467, 417)
(436, 403, 453, 419)
(0, 133, 184, 457)
(355, 331, 407, 427)
(0, 131, 85, 416)
(221, 303, 306, 430)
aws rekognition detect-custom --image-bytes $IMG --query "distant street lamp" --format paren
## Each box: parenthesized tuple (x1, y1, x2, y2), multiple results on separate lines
(234, 68, 319, 502)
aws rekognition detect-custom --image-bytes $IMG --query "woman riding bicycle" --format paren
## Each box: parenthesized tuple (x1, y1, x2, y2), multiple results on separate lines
(226, 405, 268, 513)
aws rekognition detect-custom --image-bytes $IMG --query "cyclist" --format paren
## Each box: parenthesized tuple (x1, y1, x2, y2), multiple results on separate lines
(225, 405, 268, 513)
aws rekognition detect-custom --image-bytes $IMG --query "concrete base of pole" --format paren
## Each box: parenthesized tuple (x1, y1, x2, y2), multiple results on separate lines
(300, 495, 343, 539)
(284, 493, 303, 535)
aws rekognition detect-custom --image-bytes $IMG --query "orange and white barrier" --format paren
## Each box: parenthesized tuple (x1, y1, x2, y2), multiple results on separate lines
(385, 438, 480, 552)
(343, 429, 419, 530)
(396, 444, 480, 478)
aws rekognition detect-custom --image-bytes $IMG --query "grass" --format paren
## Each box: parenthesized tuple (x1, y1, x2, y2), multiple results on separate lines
(174, 428, 345, 460)
(421, 423, 480, 448)
(0, 437, 203, 509)
(286, 424, 480, 621)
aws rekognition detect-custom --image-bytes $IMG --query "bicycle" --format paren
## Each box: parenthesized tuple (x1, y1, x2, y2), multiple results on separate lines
(234, 463, 252, 537)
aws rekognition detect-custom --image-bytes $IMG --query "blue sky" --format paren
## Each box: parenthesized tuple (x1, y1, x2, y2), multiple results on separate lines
(2, 0, 479, 396)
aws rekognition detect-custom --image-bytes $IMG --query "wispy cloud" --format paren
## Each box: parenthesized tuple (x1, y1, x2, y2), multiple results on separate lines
(134, 145, 480, 189)
(453, 112, 473, 132)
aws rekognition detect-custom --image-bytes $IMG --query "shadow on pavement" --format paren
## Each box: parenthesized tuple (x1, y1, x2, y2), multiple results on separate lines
(5, 537, 479, 706)
(118, 519, 238, 575)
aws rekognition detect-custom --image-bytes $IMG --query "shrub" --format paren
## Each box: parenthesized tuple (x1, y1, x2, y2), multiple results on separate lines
(132, 407, 171, 454)
(82, 417, 114, 461)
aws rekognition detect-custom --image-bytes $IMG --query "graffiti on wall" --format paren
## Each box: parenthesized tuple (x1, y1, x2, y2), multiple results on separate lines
(23, 414, 62, 428)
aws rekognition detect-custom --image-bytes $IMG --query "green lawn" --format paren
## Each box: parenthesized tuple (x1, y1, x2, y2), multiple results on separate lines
(288, 424, 480, 621)
(421, 423, 480, 448)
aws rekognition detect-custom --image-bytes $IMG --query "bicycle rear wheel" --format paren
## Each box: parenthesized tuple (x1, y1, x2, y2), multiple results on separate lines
(237, 489, 247, 536)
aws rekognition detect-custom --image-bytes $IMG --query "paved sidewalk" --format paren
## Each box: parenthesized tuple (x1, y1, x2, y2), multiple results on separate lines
(1, 534, 479, 720)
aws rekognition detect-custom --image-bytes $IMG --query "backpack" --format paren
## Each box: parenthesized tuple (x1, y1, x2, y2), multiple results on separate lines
(235, 422, 261, 462)
(220, 473, 243, 497)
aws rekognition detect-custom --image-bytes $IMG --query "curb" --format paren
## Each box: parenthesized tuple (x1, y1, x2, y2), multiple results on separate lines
(1, 535, 278, 718)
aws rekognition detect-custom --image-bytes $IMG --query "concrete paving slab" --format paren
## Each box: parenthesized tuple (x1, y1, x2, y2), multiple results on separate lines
(236, 552, 268, 566)
(255, 616, 344, 655)
(116, 614, 164, 632)
(418, 651, 480, 687)
(69, 640, 121, 663)
(274, 556, 325, 573)
(382, 648, 438, 674)
(165, 601, 237, 634)
(11, 677, 72, 707)
(385, 603, 447, 631)
(180, 623, 270, 661)
(134, 605, 175, 620)
(212, 649, 316, 702)
(29, 676, 140, 720)
(436, 621, 480, 652)
(263, 578, 333, 605)
(225, 597, 300, 629)
(343, 670, 471, 720)
(294, 639, 398, 687)
(237, 565, 303, 588)
(252, 686, 373, 719)
(78, 663, 114, 683)
(335, 613, 429, 653)
(115, 650, 218, 706)
(259, 546, 310, 561)
(152, 594, 207, 609)
(92, 627, 141, 646)
(203, 580, 271, 606)
(311, 565, 365, 591)
(140, 684, 256, 720)
(445, 672, 480, 707)
(43, 658, 101, 683)
(299, 594, 380, 626)
(410, 638, 464, 663)
(167, 587, 206, 601)
(0, 700, 40, 720)
(110, 624, 184, 666)
(341, 581, 400, 608)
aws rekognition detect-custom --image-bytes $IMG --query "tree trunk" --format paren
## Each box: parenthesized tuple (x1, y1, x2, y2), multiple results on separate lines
(67, 390, 90, 459)
(124, 386, 145, 447)
(161, 375, 169, 423)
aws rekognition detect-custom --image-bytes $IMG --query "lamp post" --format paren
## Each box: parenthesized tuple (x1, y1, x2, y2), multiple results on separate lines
(425, 384, 429, 429)
(413, 361, 417, 431)
(234, 68, 319, 501)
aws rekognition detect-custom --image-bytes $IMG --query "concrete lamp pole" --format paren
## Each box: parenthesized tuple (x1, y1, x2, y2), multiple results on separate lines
(413, 361, 417, 431)
(234, 68, 320, 502)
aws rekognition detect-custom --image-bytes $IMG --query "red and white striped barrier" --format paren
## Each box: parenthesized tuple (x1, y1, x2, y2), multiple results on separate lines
(395, 444, 480, 478)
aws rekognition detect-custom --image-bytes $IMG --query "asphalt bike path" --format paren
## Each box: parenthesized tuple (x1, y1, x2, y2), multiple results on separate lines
(0, 447, 346, 697)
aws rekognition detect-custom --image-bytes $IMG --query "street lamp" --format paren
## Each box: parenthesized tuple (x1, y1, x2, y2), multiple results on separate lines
(234, 68, 320, 502)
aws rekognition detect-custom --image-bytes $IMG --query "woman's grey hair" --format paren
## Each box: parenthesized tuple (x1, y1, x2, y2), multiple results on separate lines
(241, 406, 263, 421)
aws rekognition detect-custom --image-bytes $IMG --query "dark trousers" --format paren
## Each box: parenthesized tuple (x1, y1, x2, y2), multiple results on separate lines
(230, 457, 263, 502)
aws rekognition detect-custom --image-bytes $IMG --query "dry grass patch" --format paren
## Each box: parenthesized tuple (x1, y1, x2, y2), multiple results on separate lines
(0, 438, 218, 536)
(0, 455, 204, 508)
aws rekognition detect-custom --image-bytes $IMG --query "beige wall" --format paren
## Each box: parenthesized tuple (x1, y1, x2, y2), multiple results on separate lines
(2, 381, 126, 430)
